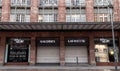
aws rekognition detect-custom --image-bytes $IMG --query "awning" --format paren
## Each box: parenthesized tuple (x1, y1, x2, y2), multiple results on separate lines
(0, 22, 120, 31)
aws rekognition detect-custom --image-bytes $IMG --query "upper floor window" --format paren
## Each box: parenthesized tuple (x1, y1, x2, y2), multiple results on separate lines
(66, 9, 86, 22)
(94, 0, 113, 6)
(0, 9, 1, 22)
(66, 0, 85, 7)
(39, 0, 58, 7)
(0, 0, 2, 6)
(10, 9, 30, 22)
(38, 9, 58, 22)
(11, 0, 31, 6)
(94, 8, 113, 22)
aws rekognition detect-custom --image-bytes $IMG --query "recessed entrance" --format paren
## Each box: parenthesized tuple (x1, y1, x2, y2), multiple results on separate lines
(65, 38, 89, 64)
(36, 38, 60, 64)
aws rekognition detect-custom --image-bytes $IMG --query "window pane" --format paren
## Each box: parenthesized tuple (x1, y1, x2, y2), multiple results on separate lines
(39, 0, 58, 7)
(66, 9, 86, 22)
(10, 9, 30, 22)
(0, 9, 1, 22)
(39, 9, 58, 22)
(94, 0, 112, 6)
(11, 0, 31, 6)
(66, 0, 85, 7)
(0, 0, 2, 5)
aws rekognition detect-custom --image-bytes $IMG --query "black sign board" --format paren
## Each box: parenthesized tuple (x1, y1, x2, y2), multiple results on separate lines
(94, 38, 119, 46)
(65, 38, 88, 46)
(37, 38, 60, 46)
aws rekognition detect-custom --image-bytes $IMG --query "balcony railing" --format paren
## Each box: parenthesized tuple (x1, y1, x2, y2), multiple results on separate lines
(66, 3, 85, 7)
(39, 0, 58, 7)
(94, 0, 113, 7)
(0, 0, 2, 6)
(11, 0, 31, 7)
(40, 3, 58, 7)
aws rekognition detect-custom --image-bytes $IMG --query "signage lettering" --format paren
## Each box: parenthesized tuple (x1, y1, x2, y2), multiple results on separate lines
(65, 38, 88, 46)
(100, 38, 110, 43)
(68, 39, 86, 43)
(40, 40, 55, 43)
(13, 39, 24, 43)
(37, 38, 60, 46)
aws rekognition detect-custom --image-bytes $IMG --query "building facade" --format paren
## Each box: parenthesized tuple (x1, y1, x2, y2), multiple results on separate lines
(0, 0, 120, 66)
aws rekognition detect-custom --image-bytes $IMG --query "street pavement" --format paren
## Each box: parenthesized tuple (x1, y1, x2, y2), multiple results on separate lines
(0, 66, 120, 71)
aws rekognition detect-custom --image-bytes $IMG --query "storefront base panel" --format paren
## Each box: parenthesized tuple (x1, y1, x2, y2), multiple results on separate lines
(4, 62, 29, 66)
(96, 62, 120, 66)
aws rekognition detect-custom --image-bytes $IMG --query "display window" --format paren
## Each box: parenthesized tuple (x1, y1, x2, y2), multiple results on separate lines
(94, 38, 119, 62)
(5, 38, 30, 63)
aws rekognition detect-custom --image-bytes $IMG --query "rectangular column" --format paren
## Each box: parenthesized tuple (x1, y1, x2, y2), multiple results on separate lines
(0, 37, 6, 65)
(1, 0, 10, 22)
(118, 32, 120, 62)
(60, 33, 65, 66)
(58, 0, 66, 22)
(89, 35, 96, 65)
(118, 0, 120, 21)
(113, 0, 119, 21)
(30, 37, 36, 65)
(86, 0, 94, 22)
(30, 0, 39, 22)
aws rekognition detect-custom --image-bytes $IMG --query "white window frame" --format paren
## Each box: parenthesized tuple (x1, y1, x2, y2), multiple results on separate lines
(0, 9, 2, 22)
(11, 0, 29, 6)
(66, 14, 86, 22)
(39, 14, 54, 22)
(40, 0, 58, 7)
(94, 0, 112, 6)
(66, 0, 85, 7)
(10, 14, 30, 22)
(16, 14, 25, 22)
(0, 0, 2, 5)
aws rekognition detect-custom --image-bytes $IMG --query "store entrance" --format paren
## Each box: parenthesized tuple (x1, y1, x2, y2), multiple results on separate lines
(65, 46, 88, 64)
(36, 38, 60, 64)
(94, 38, 119, 63)
(65, 38, 89, 65)
(5, 38, 30, 63)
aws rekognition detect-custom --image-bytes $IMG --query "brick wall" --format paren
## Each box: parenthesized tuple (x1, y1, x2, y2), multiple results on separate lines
(86, 0, 94, 22)
(30, 0, 39, 22)
(58, 0, 66, 22)
(114, 0, 119, 21)
(1, 0, 10, 22)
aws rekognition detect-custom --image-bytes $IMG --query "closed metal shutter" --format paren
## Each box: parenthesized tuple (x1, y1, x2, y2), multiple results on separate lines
(37, 46, 59, 63)
(65, 46, 88, 63)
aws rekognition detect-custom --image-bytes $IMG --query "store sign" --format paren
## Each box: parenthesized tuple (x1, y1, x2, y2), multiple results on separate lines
(13, 39, 24, 43)
(37, 38, 60, 46)
(40, 40, 55, 44)
(94, 38, 118, 44)
(65, 38, 88, 46)
(100, 38, 110, 43)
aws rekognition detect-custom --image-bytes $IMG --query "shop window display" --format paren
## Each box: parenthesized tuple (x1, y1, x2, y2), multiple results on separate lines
(94, 38, 119, 62)
(6, 38, 30, 63)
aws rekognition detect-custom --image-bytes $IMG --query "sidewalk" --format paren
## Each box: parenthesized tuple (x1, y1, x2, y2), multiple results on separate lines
(0, 66, 120, 70)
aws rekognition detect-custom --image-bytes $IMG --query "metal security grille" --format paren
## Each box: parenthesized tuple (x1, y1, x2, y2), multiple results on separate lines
(37, 46, 59, 63)
(65, 46, 88, 64)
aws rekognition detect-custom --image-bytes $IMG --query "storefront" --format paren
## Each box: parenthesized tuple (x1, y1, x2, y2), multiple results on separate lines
(36, 38, 60, 64)
(0, 22, 120, 66)
(65, 38, 88, 64)
(94, 38, 119, 64)
(5, 38, 30, 64)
